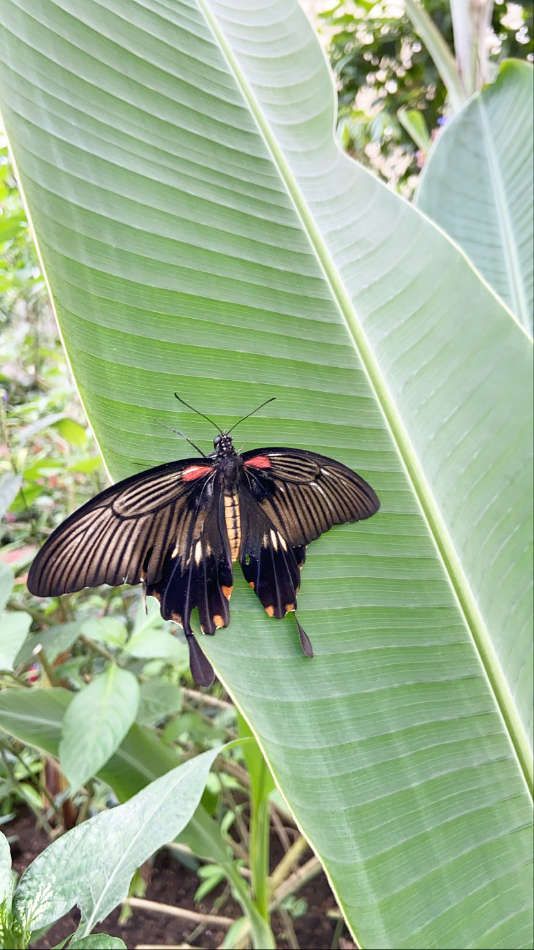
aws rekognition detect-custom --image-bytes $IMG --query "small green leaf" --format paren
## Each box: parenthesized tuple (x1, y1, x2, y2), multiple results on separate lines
(0, 612, 31, 671)
(66, 456, 103, 474)
(125, 627, 184, 662)
(13, 748, 220, 934)
(68, 935, 126, 949)
(51, 417, 88, 446)
(80, 617, 127, 649)
(0, 474, 22, 519)
(136, 679, 181, 726)
(59, 667, 140, 790)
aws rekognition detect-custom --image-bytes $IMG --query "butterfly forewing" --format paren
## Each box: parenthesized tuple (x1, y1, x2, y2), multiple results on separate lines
(27, 458, 215, 597)
(241, 447, 379, 547)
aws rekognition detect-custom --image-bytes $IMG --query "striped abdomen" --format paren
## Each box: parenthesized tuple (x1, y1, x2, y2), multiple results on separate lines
(224, 491, 241, 561)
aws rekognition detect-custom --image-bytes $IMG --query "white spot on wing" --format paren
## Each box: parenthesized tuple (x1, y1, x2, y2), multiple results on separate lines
(270, 529, 278, 550)
(194, 540, 202, 565)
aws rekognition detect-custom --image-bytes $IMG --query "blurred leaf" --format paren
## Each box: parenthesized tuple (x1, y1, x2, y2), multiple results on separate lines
(68, 936, 126, 949)
(52, 417, 87, 447)
(66, 455, 103, 474)
(13, 748, 220, 934)
(418, 60, 533, 330)
(0, 566, 13, 613)
(397, 106, 431, 151)
(136, 678, 181, 726)
(125, 626, 185, 662)
(0, 688, 72, 753)
(0, 611, 31, 670)
(0, 687, 181, 799)
(8, 484, 43, 513)
(80, 617, 127, 649)
(194, 863, 225, 901)
(0, 832, 11, 903)
(59, 666, 140, 789)
(0, 474, 22, 519)
(15, 622, 81, 667)
(0, 212, 25, 242)
(17, 412, 67, 444)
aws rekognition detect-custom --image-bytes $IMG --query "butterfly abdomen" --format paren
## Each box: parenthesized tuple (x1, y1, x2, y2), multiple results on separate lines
(224, 491, 241, 562)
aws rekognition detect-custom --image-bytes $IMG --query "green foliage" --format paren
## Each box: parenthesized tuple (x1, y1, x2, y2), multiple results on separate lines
(0, 901, 31, 950)
(417, 58, 534, 330)
(322, 0, 532, 188)
(12, 750, 220, 938)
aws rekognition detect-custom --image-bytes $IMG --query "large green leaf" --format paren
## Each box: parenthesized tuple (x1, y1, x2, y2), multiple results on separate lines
(13, 748, 220, 934)
(0, 2, 531, 947)
(59, 665, 140, 789)
(417, 60, 534, 332)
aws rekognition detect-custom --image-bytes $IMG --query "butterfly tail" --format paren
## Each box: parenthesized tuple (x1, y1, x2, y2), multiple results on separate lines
(295, 616, 314, 657)
(186, 632, 215, 687)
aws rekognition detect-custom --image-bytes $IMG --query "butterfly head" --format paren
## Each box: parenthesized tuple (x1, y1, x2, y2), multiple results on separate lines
(213, 433, 236, 457)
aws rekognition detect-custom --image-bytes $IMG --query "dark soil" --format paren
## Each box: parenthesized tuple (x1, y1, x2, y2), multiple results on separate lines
(6, 810, 356, 950)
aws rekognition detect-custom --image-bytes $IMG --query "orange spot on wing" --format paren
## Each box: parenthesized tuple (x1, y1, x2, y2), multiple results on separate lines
(285, 603, 295, 612)
(244, 455, 272, 469)
(222, 585, 233, 600)
(182, 465, 212, 481)
(249, 581, 255, 589)
(265, 605, 275, 617)
(213, 614, 225, 628)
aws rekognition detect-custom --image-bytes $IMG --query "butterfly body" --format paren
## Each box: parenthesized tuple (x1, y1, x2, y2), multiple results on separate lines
(28, 423, 380, 687)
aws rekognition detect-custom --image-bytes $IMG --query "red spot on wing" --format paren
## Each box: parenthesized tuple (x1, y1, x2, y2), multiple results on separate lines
(244, 455, 272, 470)
(182, 465, 212, 481)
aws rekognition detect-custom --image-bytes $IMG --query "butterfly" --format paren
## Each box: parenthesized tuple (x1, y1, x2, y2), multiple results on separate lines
(28, 396, 380, 686)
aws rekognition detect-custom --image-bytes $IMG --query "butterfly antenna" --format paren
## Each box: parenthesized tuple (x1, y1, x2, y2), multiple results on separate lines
(174, 393, 224, 435)
(227, 396, 276, 434)
(159, 423, 207, 457)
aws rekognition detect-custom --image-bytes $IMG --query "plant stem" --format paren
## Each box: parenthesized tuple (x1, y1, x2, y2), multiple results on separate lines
(269, 835, 309, 892)
(249, 758, 271, 921)
(404, 0, 466, 112)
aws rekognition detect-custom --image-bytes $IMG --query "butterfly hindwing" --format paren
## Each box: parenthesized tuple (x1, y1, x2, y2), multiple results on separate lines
(148, 475, 233, 636)
(238, 481, 301, 620)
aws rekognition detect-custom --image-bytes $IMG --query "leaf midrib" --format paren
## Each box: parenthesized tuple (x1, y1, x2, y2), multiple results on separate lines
(197, 0, 533, 796)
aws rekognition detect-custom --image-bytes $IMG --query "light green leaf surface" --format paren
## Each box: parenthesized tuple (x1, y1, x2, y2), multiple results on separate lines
(0, 567, 13, 614)
(0, 2, 532, 947)
(13, 747, 219, 934)
(0, 611, 31, 671)
(80, 616, 128, 649)
(59, 666, 140, 789)
(136, 678, 182, 726)
(68, 935, 126, 950)
(418, 60, 534, 331)
(0, 473, 22, 518)
(0, 832, 12, 903)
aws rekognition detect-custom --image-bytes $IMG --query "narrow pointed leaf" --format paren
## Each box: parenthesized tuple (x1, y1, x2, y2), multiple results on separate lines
(13, 748, 220, 934)
(0, 2, 531, 947)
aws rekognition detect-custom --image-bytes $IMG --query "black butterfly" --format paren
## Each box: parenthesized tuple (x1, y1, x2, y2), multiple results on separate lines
(28, 396, 380, 686)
